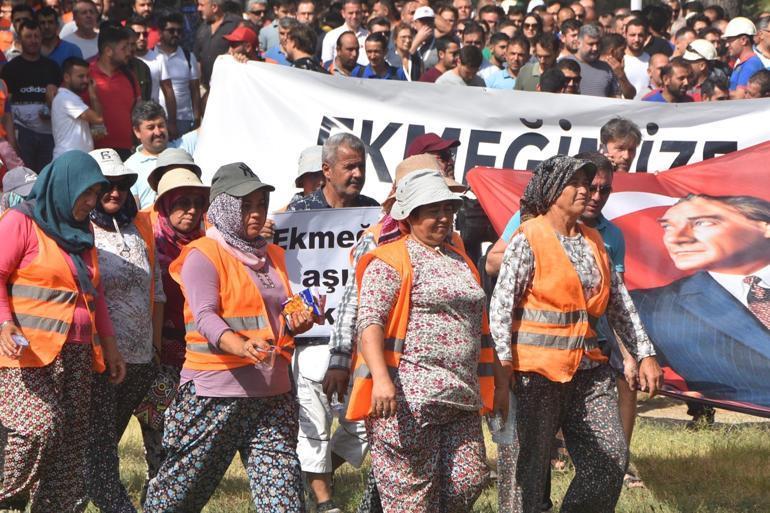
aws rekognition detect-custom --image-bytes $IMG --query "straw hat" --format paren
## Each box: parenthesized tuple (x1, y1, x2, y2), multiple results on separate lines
(390, 169, 464, 221)
(382, 154, 465, 211)
(156, 167, 210, 201)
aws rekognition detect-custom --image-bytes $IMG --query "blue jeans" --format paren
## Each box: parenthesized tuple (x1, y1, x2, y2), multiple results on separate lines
(16, 125, 54, 172)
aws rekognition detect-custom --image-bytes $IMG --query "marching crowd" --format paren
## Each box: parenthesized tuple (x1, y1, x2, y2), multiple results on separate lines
(0, 0, 765, 512)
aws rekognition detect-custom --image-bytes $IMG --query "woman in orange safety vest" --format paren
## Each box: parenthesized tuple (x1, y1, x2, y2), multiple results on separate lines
(348, 169, 508, 513)
(0, 150, 126, 512)
(489, 155, 663, 513)
(144, 162, 315, 512)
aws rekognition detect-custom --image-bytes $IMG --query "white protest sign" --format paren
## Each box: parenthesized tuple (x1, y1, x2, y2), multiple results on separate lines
(271, 206, 382, 339)
(196, 56, 770, 208)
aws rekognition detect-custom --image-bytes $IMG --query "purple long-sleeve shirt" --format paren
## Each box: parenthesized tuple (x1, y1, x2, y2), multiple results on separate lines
(178, 248, 291, 398)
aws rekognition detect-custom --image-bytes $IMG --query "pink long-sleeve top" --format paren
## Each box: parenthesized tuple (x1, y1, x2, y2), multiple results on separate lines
(0, 210, 115, 343)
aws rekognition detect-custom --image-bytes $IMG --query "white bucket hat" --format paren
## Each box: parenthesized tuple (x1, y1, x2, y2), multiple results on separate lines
(296, 145, 323, 187)
(390, 169, 464, 221)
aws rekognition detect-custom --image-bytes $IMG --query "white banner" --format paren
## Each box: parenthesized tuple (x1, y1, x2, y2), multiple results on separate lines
(270, 206, 382, 339)
(196, 56, 770, 208)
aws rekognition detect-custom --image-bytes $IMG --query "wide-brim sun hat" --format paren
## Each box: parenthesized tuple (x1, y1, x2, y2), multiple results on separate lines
(89, 148, 138, 187)
(383, 154, 466, 212)
(390, 169, 464, 221)
(209, 162, 275, 202)
(156, 167, 210, 201)
(148, 148, 202, 192)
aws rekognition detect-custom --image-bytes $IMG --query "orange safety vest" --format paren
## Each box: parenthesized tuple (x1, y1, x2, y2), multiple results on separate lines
(346, 236, 495, 421)
(169, 237, 295, 371)
(511, 215, 610, 382)
(0, 220, 105, 371)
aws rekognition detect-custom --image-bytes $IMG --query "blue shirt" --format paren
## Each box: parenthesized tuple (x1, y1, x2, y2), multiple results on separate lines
(352, 64, 406, 80)
(46, 39, 83, 68)
(641, 90, 694, 103)
(485, 68, 516, 89)
(501, 211, 625, 272)
(729, 53, 765, 91)
(264, 45, 291, 66)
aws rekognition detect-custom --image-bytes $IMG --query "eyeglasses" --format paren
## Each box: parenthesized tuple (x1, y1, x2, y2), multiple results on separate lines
(106, 178, 134, 192)
(171, 196, 206, 211)
(164, 27, 182, 34)
(589, 184, 612, 195)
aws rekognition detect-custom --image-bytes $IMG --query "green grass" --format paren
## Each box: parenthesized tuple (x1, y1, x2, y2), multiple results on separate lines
(88, 416, 770, 513)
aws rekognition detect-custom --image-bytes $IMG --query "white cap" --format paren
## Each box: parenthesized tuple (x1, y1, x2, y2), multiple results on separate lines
(414, 6, 435, 21)
(297, 145, 323, 176)
(526, 0, 545, 13)
(683, 39, 717, 61)
(722, 16, 756, 38)
(390, 169, 463, 221)
(88, 148, 138, 181)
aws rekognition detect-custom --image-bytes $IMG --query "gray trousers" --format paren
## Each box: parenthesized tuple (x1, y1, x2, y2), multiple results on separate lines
(500, 365, 628, 513)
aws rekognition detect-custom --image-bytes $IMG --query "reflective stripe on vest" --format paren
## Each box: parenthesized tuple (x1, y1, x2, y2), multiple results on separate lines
(0, 218, 104, 371)
(510, 215, 610, 382)
(346, 236, 495, 421)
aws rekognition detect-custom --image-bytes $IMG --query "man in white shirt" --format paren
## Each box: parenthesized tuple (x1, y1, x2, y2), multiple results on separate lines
(478, 32, 509, 81)
(436, 44, 485, 86)
(63, 0, 99, 60)
(128, 16, 178, 136)
(52, 56, 103, 157)
(321, 0, 369, 65)
(623, 17, 651, 100)
(155, 12, 201, 136)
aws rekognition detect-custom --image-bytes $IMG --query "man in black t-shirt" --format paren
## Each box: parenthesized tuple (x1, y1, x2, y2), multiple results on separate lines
(0, 19, 61, 171)
(285, 23, 328, 73)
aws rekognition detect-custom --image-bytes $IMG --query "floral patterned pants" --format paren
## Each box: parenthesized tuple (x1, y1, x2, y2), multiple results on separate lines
(87, 362, 158, 513)
(366, 403, 489, 513)
(143, 382, 305, 513)
(503, 365, 628, 513)
(0, 343, 93, 513)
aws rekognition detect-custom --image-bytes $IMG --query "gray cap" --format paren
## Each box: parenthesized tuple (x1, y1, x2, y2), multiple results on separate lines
(390, 169, 463, 221)
(295, 145, 323, 188)
(2, 166, 37, 196)
(210, 162, 275, 202)
(148, 148, 202, 192)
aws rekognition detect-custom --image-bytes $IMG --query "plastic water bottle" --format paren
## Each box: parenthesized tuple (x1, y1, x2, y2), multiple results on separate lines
(330, 393, 345, 418)
(488, 394, 518, 445)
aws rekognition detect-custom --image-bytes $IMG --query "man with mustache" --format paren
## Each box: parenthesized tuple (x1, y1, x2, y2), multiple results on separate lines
(286, 133, 378, 513)
(124, 100, 171, 208)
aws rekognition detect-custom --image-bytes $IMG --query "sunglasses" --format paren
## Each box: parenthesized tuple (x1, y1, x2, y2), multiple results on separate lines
(250, 9, 266, 15)
(523, 22, 539, 29)
(171, 196, 206, 211)
(589, 184, 612, 195)
(134, 31, 149, 38)
(106, 178, 133, 192)
(164, 27, 182, 34)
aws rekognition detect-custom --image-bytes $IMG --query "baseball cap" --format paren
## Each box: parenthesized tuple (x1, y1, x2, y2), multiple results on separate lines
(722, 17, 756, 39)
(148, 148, 201, 192)
(2, 166, 37, 196)
(414, 6, 435, 21)
(390, 169, 464, 221)
(224, 26, 258, 46)
(683, 39, 717, 61)
(296, 145, 323, 188)
(156, 167, 210, 201)
(405, 133, 461, 158)
(209, 162, 275, 202)
(88, 149, 138, 184)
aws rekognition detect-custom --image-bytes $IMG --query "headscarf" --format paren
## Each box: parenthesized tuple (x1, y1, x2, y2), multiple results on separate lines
(519, 155, 596, 221)
(22, 150, 109, 296)
(207, 192, 268, 268)
(154, 187, 206, 269)
(89, 191, 139, 230)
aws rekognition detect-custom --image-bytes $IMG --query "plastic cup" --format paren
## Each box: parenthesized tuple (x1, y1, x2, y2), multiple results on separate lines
(254, 345, 276, 369)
